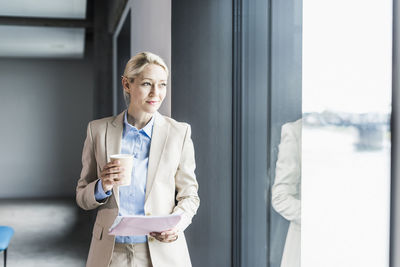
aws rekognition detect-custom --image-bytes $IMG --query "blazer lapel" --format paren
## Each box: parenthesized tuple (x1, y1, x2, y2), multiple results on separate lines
(145, 112, 170, 202)
(106, 111, 125, 207)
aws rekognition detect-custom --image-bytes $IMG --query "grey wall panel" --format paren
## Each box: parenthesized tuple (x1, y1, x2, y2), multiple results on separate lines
(269, 0, 302, 266)
(128, 0, 171, 116)
(0, 55, 93, 198)
(111, 0, 171, 116)
(172, 1, 232, 266)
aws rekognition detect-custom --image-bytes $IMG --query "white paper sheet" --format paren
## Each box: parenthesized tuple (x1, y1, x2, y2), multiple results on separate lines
(108, 214, 182, 236)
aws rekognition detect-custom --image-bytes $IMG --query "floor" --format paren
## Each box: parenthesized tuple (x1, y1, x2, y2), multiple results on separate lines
(0, 198, 95, 267)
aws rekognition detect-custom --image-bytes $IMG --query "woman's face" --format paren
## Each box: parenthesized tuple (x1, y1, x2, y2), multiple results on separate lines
(123, 64, 168, 114)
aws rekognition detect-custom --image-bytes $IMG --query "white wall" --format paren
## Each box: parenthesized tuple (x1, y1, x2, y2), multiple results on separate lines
(0, 55, 93, 198)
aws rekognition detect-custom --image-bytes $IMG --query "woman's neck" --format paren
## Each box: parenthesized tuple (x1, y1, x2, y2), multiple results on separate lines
(126, 108, 153, 130)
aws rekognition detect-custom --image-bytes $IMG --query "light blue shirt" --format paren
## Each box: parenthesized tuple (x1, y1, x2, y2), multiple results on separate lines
(95, 111, 154, 243)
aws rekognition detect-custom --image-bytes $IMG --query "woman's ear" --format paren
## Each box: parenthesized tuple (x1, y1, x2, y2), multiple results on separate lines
(122, 77, 131, 93)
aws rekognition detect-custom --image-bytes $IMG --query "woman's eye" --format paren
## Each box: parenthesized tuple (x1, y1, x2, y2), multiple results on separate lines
(161, 83, 167, 87)
(142, 82, 151, 86)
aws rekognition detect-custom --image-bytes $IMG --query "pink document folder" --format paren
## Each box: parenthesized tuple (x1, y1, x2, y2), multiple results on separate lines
(108, 214, 182, 236)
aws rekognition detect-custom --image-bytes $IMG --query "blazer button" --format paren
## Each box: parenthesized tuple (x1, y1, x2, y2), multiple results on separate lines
(148, 236, 155, 242)
(146, 212, 151, 216)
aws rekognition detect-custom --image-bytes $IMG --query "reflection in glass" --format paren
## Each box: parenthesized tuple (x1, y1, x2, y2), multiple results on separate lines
(272, 119, 302, 267)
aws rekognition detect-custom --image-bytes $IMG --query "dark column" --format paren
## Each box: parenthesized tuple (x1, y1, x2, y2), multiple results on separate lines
(172, 1, 233, 266)
(391, 0, 400, 266)
(233, 0, 271, 266)
(93, 0, 113, 118)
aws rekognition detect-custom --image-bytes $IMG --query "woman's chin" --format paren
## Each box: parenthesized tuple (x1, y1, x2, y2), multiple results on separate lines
(132, 103, 161, 114)
(143, 106, 159, 114)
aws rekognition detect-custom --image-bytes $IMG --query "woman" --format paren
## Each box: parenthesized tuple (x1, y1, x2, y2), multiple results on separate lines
(76, 52, 200, 267)
(272, 119, 301, 267)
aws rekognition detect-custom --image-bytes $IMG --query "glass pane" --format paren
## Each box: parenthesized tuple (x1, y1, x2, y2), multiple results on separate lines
(269, 1, 303, 266)
(302, 0, 392, 266)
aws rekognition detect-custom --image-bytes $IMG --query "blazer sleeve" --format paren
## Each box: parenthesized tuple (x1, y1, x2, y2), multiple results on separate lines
(76, 122, 109, 210)
(272, 123, 301, 225)
(172, 124, 200, 232)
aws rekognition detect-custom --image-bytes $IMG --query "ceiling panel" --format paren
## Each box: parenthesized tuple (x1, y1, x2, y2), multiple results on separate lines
(0, 25, 85, 58)
(0, 0, 87, 19)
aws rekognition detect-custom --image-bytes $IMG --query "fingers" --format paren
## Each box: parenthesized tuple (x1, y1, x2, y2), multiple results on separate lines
(104, 166, 124, 175)
(104, 160, 121, 169)
(102, 172, 124, 180)
(102, 162, 123, 174)
(99, 161, 126, 191)
(150, 230, 178, 243)
(151, 233, 177, 242)
(102, 176, 121, 184)
(162, 229, 176, 236)
(163, 233, 178, 242)
(100, 161, 125, 181)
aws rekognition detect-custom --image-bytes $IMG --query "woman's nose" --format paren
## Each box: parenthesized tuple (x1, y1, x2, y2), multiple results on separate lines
(150, 84, 160, 96)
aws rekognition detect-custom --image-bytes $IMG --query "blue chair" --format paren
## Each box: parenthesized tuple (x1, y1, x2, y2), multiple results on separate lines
(0, 226, 14, 267)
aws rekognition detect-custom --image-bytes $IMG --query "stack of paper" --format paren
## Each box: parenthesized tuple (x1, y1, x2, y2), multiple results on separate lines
(108, 214, 182, 236)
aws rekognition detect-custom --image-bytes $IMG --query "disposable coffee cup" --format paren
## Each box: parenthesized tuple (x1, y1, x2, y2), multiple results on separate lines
(110, 154, 133, 186)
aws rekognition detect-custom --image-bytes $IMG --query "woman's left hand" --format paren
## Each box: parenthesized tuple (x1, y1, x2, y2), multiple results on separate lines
(150, 228, 179, 243)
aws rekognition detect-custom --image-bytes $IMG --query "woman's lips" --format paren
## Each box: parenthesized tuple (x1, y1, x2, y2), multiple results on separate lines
(147, 101, 158, 105)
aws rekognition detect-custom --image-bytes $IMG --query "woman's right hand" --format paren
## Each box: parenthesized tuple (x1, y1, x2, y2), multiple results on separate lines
(99, 160, 124, 192)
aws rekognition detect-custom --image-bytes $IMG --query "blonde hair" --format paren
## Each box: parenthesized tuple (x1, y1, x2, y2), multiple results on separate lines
(122, 52, 169, 106)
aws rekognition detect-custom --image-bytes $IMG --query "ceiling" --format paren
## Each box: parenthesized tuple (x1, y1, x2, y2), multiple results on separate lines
(0, 0, 89, 58)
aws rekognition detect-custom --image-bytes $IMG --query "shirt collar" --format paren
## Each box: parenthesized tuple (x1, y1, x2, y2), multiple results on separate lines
(123, 111, 154, 138)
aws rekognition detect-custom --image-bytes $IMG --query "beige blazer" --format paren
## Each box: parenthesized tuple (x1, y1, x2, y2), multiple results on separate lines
(76, 110, 200, 267)
(272, 119, 301, 267)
